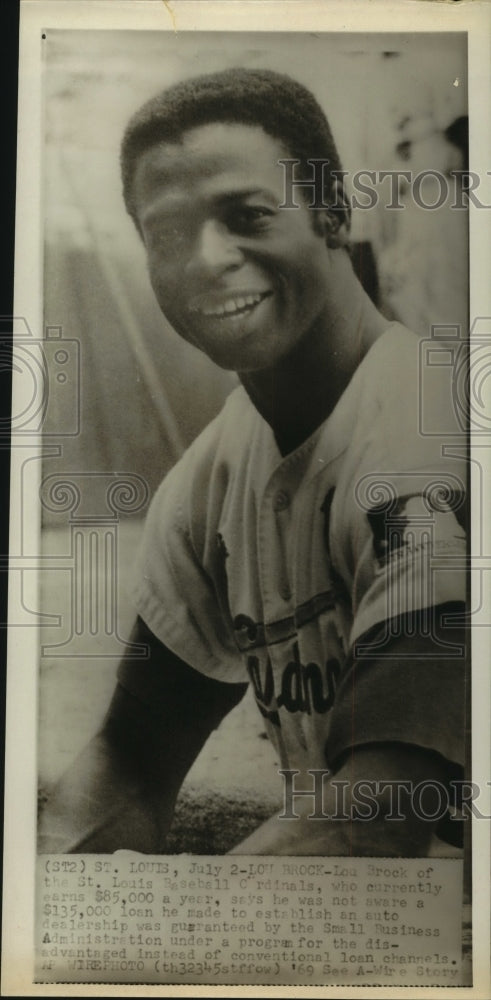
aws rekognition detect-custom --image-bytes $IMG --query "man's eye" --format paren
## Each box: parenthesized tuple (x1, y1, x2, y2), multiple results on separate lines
(227, 206, 273, 233)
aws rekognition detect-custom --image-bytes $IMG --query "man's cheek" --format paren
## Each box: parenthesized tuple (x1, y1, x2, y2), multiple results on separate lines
(149, 273, 174, 313)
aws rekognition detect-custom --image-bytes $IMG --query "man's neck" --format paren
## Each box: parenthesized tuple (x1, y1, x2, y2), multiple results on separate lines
(240, 258, 389, 456)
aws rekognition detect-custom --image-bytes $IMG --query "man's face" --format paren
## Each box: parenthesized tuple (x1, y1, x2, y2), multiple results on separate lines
(133, 122, 333, 373)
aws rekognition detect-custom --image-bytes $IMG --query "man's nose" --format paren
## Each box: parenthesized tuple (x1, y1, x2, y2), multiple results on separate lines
(188, 219, 243, 276)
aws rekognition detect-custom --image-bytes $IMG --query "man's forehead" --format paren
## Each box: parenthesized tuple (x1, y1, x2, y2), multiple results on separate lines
(134, 121, 288, 192)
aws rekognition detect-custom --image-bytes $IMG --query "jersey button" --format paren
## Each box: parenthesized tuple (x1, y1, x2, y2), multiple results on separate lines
(279, 583, 292, 601)
(273, 490, 290, 512)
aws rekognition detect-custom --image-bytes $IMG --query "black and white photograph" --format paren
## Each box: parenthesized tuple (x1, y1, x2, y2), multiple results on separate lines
(4, 0, 491, 994)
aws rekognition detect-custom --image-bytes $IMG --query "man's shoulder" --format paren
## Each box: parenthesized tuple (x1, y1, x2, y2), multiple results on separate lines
(175, 384, 255, 464)
(358, 322, 420, 388)
(350, 321, 452, 438)
(331, 320, 464, 488)
(361, 321, 462, 441)
(152, 384, 266, 507)
(323, 323, 419, 454)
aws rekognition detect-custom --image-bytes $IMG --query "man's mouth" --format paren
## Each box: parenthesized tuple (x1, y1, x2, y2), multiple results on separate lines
(189, 290, 272, 320)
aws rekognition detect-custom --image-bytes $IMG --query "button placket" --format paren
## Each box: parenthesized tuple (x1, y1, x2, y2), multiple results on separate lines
(258, 440, 317, 617)
(273, 489, 290, 513)
(258, 478, 291, 615)
(274, 484, 293, 604)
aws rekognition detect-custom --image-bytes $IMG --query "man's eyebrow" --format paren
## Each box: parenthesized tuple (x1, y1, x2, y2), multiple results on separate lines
(216, 188, 276, 203)
(158, 187, 277, 206)
(141, 187, 278, 224)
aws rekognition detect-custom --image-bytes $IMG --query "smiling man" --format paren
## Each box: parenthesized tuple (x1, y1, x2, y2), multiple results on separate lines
(38, 68, 468, 856)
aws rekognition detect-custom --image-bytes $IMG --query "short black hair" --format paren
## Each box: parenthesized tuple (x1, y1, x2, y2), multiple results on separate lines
(121, 66, 346, 224)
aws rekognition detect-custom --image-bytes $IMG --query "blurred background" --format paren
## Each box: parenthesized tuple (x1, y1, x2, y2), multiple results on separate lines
(39, 30, 469, 853)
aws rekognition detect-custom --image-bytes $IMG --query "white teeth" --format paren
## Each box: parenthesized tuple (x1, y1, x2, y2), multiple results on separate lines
(192, 292, 266, 317)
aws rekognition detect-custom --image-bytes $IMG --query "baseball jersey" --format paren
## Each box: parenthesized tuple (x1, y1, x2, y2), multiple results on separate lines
(125, 323, 467, 782)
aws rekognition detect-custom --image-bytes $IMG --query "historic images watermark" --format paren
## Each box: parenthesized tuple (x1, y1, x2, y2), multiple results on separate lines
(279, 770, 491, 822)
(6, 317, 150, 655)
(278, 160, 491, 211)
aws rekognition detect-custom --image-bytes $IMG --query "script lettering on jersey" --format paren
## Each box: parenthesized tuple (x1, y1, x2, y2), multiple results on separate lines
(246, 640, 340, 725)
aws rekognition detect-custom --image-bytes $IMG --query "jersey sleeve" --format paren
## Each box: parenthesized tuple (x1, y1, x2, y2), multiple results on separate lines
(128, 415, 248, 685)
(325, 328, 468, 770)
(325, 610, 468, 772)
(330, 327, 467, 646)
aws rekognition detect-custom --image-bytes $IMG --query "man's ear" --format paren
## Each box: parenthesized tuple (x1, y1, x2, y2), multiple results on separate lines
(314, 178, 351, 248)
